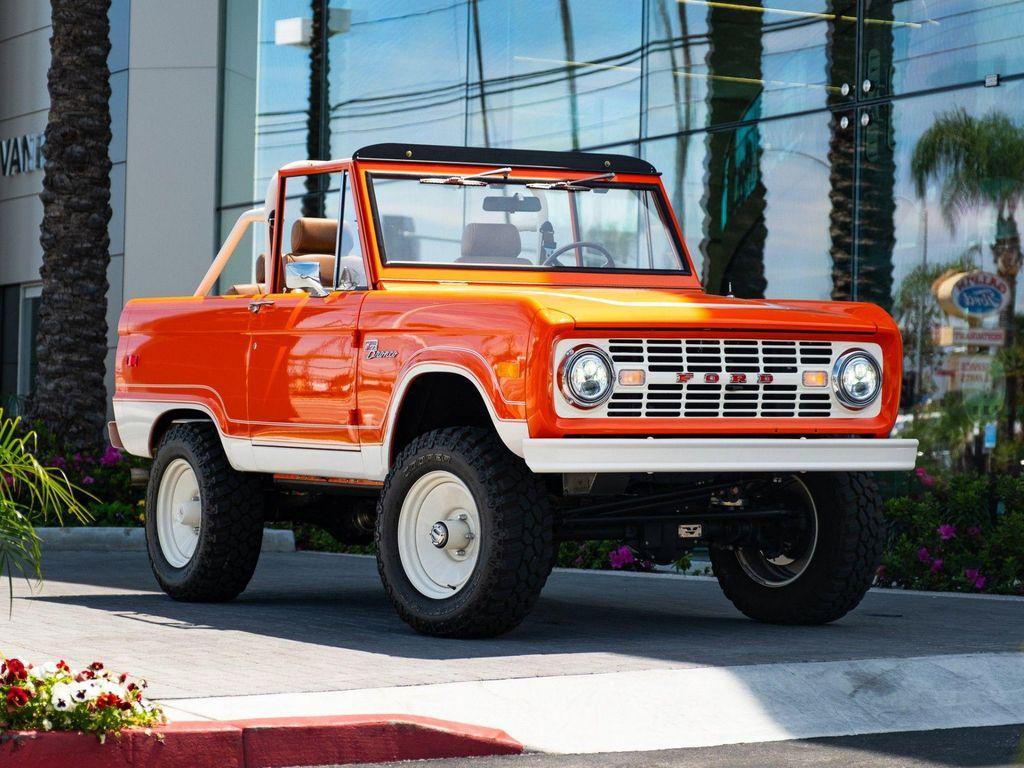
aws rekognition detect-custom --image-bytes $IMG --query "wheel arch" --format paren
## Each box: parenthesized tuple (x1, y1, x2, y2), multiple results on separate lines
(382, 364, 528, 469)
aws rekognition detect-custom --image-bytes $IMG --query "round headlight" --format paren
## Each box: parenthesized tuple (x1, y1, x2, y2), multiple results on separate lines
(832, 350, 881, 409)
(560, 346, 613, 408)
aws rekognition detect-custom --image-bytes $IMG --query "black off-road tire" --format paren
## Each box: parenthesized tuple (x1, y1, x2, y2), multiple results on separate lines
(375, 427, 556, 638)
(710, 472, 884, 625)
(146, 422, 265, 602)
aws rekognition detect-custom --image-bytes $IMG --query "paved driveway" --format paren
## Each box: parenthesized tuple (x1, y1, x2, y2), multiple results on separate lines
(5, 550, 1023, 752)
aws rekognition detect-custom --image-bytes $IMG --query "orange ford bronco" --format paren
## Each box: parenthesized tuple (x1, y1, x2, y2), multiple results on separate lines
(111, 143, 917, 637)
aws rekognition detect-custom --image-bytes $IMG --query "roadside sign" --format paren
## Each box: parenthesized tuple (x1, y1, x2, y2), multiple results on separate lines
(932, 326, 1005, 348)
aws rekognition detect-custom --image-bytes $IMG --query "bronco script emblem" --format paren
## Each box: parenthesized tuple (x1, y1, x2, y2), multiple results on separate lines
(365, 339, 398, 360)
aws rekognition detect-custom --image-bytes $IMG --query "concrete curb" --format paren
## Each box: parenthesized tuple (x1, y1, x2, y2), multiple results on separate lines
(0, 714, 522, 768)
(36, 527, 295, 553)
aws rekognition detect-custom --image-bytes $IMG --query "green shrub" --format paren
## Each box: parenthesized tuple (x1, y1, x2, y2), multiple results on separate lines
(880, 471, 1024, 595)
(19, 421, 148, 526)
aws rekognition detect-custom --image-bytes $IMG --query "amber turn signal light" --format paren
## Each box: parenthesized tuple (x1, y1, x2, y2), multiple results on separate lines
(802, 371, 828, 388)
(617, 369, 646, 386)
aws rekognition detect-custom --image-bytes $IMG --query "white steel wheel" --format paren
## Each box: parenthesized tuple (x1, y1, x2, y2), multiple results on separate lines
(155, 458, 202, 569)
(396, 470, 481, 599)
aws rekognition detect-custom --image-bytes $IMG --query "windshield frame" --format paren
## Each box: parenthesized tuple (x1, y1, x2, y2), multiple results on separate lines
(364, 171, 694, 278)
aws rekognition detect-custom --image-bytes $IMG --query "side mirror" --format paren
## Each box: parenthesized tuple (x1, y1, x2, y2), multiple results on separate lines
(285, 261, 328, 297)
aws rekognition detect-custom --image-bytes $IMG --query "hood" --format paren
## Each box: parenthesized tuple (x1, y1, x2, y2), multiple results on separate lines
(522, 286, 880, 334)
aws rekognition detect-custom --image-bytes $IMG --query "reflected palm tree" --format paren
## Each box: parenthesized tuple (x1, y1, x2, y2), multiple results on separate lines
(699, 0, 767, 298)
(825, 1, 856, 301)
(911, 108, 1024, 435)
(654, 0, 694, 223)
(303, 0, 330, 218)
(558, 0, 581, 150)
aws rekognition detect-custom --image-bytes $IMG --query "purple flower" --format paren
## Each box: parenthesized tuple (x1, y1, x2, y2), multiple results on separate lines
(917, 547, 931, 564)
(930, 558, 943, 573)
(914, 467, 936, 487)
(1, 473, 13, 487)
(99, 445, 123, 467)
(964, 568, 986, 590)
(51, 456, 66, 469)
(608, 546, 635, 570)
(937, 524, 957, 541)
(967, 525, 982, 538)
(82, 476, 95, 485)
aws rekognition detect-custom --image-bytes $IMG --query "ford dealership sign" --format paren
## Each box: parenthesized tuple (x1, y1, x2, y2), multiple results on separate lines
(936, 270, 1009, 320)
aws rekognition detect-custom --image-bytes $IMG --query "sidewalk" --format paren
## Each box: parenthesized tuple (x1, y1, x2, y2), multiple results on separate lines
(7, 549, 1023, 754)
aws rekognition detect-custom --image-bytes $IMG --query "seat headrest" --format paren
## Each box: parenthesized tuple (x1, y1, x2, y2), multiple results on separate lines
(460, 223, 522, 263)
(291, 217, 338, 254)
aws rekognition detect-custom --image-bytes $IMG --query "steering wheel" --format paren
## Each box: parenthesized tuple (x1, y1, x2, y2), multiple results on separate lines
(543, 241, 614, 268)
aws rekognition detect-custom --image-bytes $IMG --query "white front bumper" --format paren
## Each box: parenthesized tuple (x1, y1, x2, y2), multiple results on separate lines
(522, 437, 919, 474)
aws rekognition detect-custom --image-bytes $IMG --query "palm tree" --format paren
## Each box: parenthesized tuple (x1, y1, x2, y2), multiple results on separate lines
(303, 0, 330, 218)
(699, 0, 768, 298)
(32, 0, 113, 452)
(911, 108, 1024, 437)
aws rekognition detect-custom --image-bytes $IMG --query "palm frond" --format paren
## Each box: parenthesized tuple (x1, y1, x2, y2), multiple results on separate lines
(0, 410, 91, 609)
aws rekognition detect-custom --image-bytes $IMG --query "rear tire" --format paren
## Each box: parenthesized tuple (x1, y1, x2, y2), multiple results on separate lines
(375, 427, 555, 638)
(710, 472, 884, 625)
(146, 422, 265, 602)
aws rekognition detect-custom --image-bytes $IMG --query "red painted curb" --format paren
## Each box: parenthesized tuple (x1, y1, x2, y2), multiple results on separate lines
(0, 714, 522, 768)
(233, 714, 522, 768)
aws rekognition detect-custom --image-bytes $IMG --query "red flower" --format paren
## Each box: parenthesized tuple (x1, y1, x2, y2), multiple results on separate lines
(6, 687, 30, 708)
(56, 660, 70, 673)
(89, 661, 104, 672)
(2, 659, 27, 683)
(93, 692, 121, 711)
(75, 670, 95, 682)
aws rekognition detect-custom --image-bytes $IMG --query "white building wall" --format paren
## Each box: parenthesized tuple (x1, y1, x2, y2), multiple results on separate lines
(122, 0, 222, 302)
(0, 0, 222, 413)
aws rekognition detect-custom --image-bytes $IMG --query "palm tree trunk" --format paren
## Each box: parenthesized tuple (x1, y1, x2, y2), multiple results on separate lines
(303, 0, 330, 218)
(993, 212, 1022, 439)
(699, 0, 767, 298)
(558, 0, 581, 151)
(826, 1, 856, 301)
(32, 0, 113, 452)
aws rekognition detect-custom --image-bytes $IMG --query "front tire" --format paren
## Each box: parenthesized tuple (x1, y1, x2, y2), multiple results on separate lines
(375, 428, 555, 638)
(146, 422, 265, 602)
(710, 472, 884, 625)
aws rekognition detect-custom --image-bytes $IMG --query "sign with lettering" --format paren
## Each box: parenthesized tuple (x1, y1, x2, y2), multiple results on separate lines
(932, 326, 1005, 348)
(935, 270, 1009, 320)
(0, 132, 45, 177)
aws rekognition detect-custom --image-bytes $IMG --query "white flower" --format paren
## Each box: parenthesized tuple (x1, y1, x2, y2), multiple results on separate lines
(40, 662, 59, 676)
(72, 680, 100, 702)
(50, 683, 75, 711)
(41, 719, 53, 732)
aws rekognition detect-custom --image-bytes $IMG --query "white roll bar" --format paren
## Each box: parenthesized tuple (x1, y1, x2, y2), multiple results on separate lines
(193, 206, 266, 297)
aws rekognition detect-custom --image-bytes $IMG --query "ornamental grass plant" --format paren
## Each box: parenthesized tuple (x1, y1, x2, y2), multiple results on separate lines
(0, 412, 89, 599)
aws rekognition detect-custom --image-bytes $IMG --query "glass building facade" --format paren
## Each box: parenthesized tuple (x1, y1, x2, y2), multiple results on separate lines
(219, 0, 1024, 471)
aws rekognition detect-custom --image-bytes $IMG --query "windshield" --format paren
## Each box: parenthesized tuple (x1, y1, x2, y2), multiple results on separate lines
(369, 174, 688, 274)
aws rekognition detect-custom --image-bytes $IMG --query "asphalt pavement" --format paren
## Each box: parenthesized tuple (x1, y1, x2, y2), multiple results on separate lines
(5, 548, 1023, 754)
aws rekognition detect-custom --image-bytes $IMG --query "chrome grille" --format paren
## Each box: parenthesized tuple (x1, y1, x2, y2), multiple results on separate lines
(604, 338, 838, 419)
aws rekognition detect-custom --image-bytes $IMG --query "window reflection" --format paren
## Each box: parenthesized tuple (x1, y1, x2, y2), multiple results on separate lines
(644, 109, 845, 300)
(873, 80, 1024, 467)
(863, 0, 1024, 98)
(467, 0, 643, 149)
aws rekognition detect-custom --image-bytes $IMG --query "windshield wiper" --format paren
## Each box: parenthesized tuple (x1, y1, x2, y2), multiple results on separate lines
(420, 166, 511, 186)
(526, 172, 615, 191)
